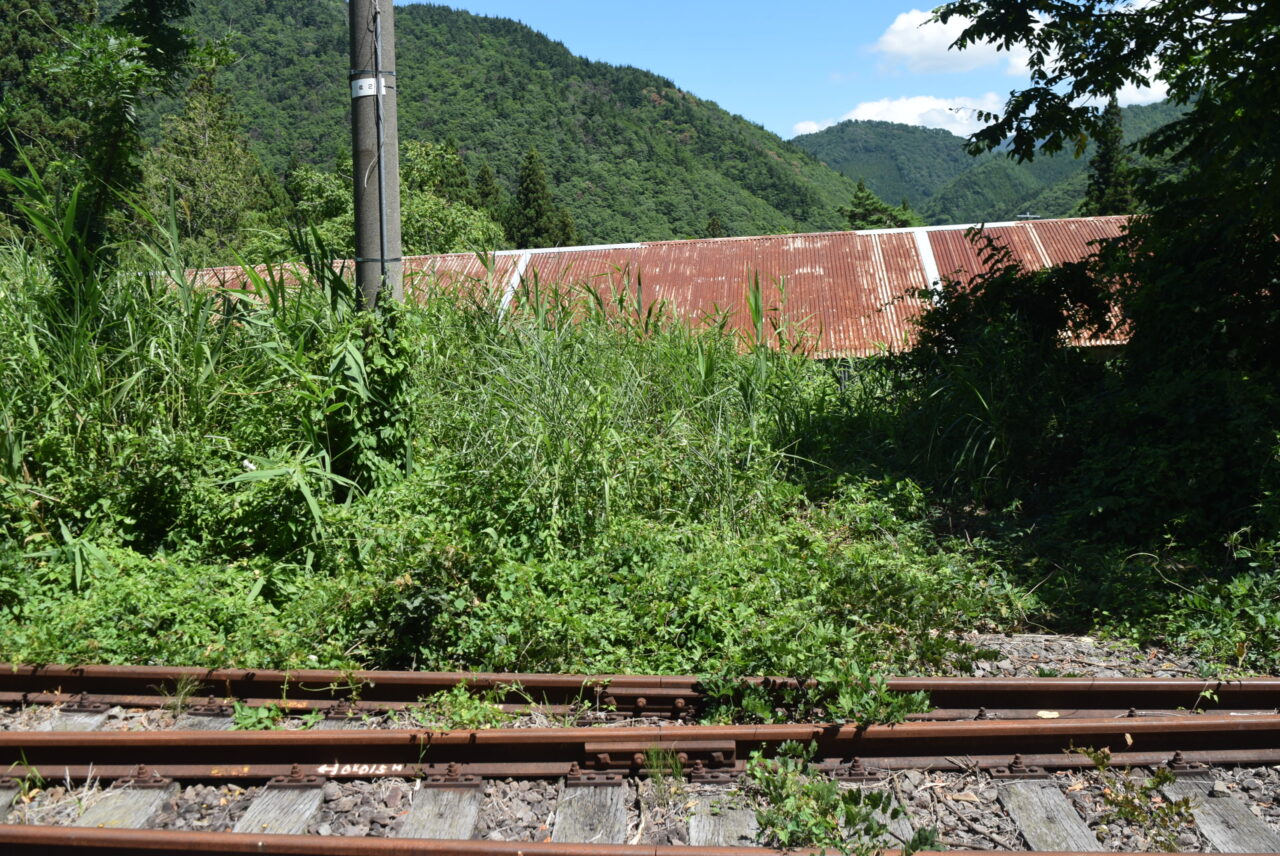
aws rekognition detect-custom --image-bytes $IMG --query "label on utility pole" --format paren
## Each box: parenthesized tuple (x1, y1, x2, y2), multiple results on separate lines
(351, 77, 387, 98)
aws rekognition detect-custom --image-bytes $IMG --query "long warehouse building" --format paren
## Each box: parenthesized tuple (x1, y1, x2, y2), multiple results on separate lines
(194, 215, 1127, 358)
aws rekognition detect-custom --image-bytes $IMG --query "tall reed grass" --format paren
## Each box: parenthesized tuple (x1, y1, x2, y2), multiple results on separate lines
(0, 178, 1026, 672)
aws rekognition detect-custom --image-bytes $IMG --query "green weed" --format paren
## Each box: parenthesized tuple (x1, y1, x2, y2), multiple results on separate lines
(643, 747, 686, 805)
(151, 674, 202, 715)
(229, 700, 322, 731)
(700, 661, 929, 725)
(1074, 746, 1195, 852)
(0, 198, 1029, 678)
(745, 741, 938, 856)
(6, 752, 45, 800)
(401, 683, 515, 730)
(230, 701, 287, 730)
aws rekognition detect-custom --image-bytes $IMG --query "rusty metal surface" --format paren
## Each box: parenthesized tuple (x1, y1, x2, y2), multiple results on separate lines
(4, 666, 1278, 718)
(496, 232, 932, 357)
(0, 825, 801, 855)
(519, 249, 646, 298)
(5, 715, 1279, 782)
(0, 829, 1257, 856)
(14, 746, 1280, 786)
(924, 217, 1126, 288)
(0, 827, 1263, 856)
(180, 217, 1130, 358)
(925, 218, 1129, 348)
(402, 252, 513, 303)
(1024, 217, 1129, 266)
(486, 218, 1128, 356)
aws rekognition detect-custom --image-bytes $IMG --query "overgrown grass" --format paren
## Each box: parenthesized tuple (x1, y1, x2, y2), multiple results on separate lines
(0, 226, 1028, 674)
(2, 199, 1275, 679)
(827, 235, 1280, 675)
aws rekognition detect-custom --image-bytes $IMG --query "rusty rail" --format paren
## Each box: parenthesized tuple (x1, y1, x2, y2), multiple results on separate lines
(4, 714, 1278, 784)
(6, 826, 1267, 856)
(3, 665, 1276, 721)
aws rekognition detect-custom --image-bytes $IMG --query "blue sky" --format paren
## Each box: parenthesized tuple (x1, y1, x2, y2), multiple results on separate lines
(395, 1, 1164, 140)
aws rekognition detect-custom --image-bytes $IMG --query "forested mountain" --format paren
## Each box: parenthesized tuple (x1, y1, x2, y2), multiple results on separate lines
(129, 0, 861, 244)
(792, 100, 1184, 224)
(921, 100, 1184, 223)
(790, 121, 974, 212)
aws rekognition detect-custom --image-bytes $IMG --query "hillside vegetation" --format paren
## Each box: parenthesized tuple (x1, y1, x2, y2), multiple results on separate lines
(793, 101, 1184, 224)
(789, 120, 974, 213)
(136, 0, 861, 244)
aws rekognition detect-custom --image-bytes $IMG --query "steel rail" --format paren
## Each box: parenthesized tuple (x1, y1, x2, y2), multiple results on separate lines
(4, 714, 1278, 783)
(3, 665, 1277, 720)
(7, 826, 1266, 856)
(0, 826, 794, 855)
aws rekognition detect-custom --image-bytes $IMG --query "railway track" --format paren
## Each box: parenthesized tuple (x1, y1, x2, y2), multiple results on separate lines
(3, 664, 1279, 722)
(1, 667, 1278, 855)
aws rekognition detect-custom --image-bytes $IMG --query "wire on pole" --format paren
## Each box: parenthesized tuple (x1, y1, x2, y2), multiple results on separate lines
(372, 0, 388, 290)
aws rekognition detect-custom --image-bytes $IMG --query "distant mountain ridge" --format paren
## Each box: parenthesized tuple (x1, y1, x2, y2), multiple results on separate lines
(144, 0, 863, 244)
(792, 100, 1184, 225)
(787, 120, 975, 212)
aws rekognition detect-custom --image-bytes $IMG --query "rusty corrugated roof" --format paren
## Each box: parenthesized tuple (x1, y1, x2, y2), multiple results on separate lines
(471, 216, 1127, 357)
(404, 252, 515, 304)
(187, 216, 1128, 357)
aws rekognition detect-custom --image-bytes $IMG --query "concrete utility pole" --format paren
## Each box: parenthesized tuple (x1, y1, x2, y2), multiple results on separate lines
(349, 0, 403, 307)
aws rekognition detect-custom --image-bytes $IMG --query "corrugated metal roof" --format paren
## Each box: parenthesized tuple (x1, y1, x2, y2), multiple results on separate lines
(487, 216, 1128, 357)
(404, 252, 515, 303)
(925, 217, 1129, 348)
(187, 216, 1128, 357)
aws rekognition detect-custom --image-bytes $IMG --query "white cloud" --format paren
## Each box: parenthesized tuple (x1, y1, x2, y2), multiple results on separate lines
(793, 119, 833, 136)
(795, 77, 1170, 140)
(1114, 73, 1169, 106)
(1003, 45, 1033, 77)
(792, 6, 1171, 141)
(873, 9, 1028, 77)
(800, 93, 1004, 137)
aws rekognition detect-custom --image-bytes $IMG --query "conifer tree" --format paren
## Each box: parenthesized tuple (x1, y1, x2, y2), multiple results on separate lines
(437, 136, 475, 206)
(705, 215, 726, 239)
(839, 179, 924, 230)
(1080, 96, 1135, 217)
(107, 0, 193, 79)
(0, 1, 96, 209)
(551, 206, 578, 248)
(472, 159, 505, 219)
(508, 147, 575, 248)
(141, 42, 281, 264)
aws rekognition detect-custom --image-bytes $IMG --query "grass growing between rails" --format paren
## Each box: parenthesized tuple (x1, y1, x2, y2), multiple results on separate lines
(0, 228, 1027, 681)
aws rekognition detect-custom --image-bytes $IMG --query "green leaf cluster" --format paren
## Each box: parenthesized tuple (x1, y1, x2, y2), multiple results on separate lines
(746, 741, 938, 856)
(275, 141, 505, 259)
